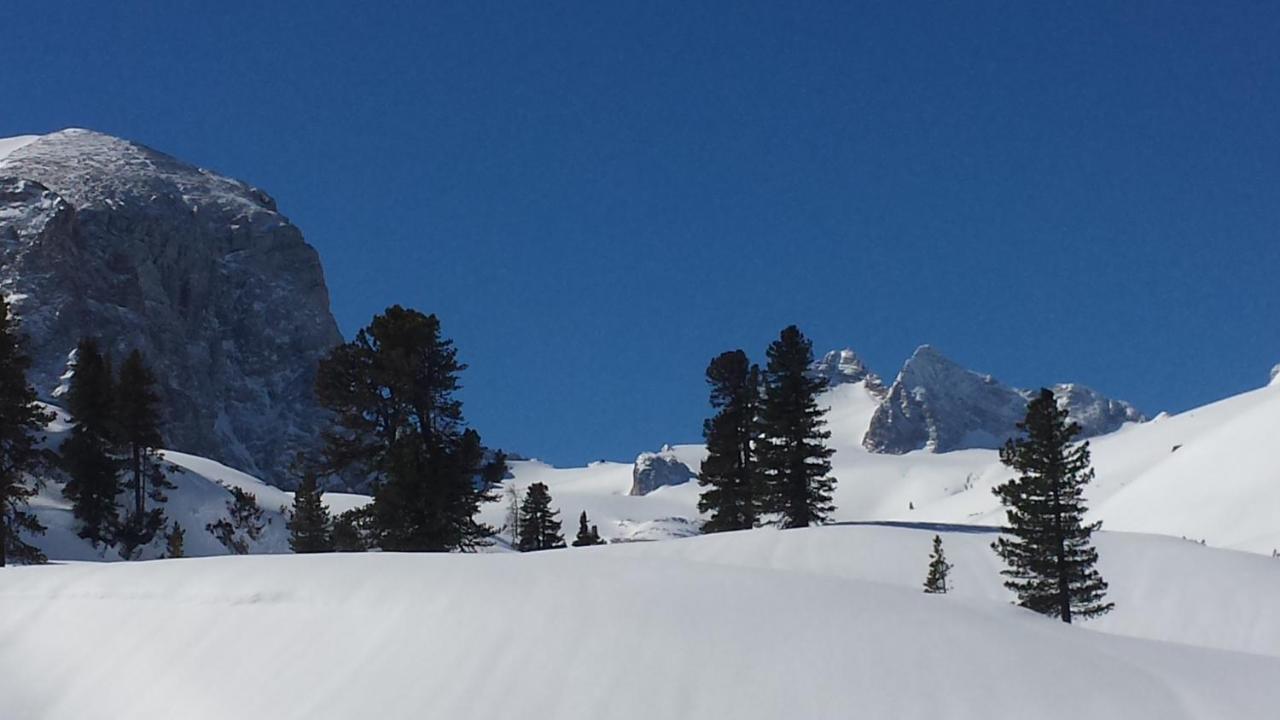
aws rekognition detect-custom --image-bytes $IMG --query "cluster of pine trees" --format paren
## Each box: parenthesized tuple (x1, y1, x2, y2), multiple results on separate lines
(60, 339, 178, 559)
(696, 325, 835, 532)
(0, 298, 51, 566)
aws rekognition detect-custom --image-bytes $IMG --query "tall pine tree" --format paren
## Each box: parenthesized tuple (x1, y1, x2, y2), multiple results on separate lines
(115, 349, 173, 556)
(517, 482, 564, 552)
(316, 306, 496, 552)
(288, 465, 334, 553)
(992, 388, 1113, 623)
(756, 326, 835, 528)
(696, 350, 761, 533)
(60, 339, 124, 549)
(0, 297, 52, 566)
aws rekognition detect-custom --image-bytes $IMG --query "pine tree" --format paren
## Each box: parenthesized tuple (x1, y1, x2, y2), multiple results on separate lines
(288, 466, 334, 553)
(992, 388, 1113, 623)
(332, 507, 373, 552)
(756, 325, 835, 528)
(316, 306, 496, 552)
(517, 482, 564, 552)
(0, 297, 52, 566)
(923, 534, 952, 594)
(696, 350, 761, 533)
(164, 522, 185, 559)
(59, 338, 124, 549)
(572, 510, 606, 546)
(206, 487, 265, 555)
(115, 349, 174, 556)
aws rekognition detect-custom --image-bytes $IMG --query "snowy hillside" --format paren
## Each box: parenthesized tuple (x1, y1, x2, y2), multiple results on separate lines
(1, 525, 1278, 720)
(493, 374, 1280, 554)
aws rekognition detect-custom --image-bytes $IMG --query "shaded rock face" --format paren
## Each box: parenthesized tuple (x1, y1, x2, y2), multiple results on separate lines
(810, 348, 883, 391)
(863, 345, 1143, 454)
(630, 446, 695, 496)
(0, 129, 342, 487)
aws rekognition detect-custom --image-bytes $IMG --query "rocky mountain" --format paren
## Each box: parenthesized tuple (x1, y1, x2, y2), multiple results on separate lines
(862, 345, 1143, 454)
(630, 445, 696, 496)
(810, 348, 883, 391)
(0, 129, 342, 487)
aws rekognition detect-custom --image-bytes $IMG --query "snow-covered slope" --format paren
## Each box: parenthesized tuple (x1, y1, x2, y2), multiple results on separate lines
(1, 526, 1278, 720)
(495, 375, 1280, 554)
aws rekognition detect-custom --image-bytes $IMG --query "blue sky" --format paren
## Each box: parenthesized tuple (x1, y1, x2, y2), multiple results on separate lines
(4, 1, 1278, 465)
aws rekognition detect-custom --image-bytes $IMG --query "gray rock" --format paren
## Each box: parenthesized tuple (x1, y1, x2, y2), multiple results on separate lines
(811, 348, 883, 391)
(863, 345, 1143, 454)
(630, 445, 695, 496)
(0, 129, 342, 487)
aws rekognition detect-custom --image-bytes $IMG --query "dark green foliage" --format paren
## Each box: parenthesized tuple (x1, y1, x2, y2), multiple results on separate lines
(755, 326, 835, 528)
(572, 511, 605, 546)
(115, 350, 173, 555)
(206, 487, 265, 555)
(331, 506, 375, 552)
(288, 466, 334, 553)
(696, 350, 761, 533)
(992, 388, 1113, 623)
(923, 534, 952, 594)
(164, 522, 185, 559)
(60, 339, 124, 549)
(517, 482, 564, 552)
(315, 306, 496, 552)
(0, 298, 51, 566)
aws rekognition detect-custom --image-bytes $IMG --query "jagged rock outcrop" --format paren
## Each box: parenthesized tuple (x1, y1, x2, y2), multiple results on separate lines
(863, 345, 1143, 454)
(630, 445, 695, 496)
(0, 129, 342, 487)
(811, 348, 883, 391)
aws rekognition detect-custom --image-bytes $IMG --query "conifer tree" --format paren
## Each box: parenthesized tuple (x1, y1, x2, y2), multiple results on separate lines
(992, 388, 1113, 623)
(0, 297, 52, 566)
(572, 510, 605, 546)
(696, 350, 761, 532)
(206, 487, 265, 555)
(288, 467, 334, 553)
(115, 349, 174, 555)
(756, 325, 835, 528)
(60, 338, 124, 549)
(923, 534, 952, 594)
(164, 522, 185, 559)
(332, 507, 373, 552)
(517, 482, 564, 552)
(316, 306, 496, 552)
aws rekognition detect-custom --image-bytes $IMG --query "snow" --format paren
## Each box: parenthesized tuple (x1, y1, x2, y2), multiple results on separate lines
(0, 134, 40, 161)
(493, 377, 1280, 554)
(1, 525, 1278, 719)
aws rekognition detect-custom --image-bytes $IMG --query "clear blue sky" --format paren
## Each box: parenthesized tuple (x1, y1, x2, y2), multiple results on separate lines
(4, 2, 1278, 465)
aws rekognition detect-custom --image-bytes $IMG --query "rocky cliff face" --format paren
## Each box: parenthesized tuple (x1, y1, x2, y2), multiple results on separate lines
(810, 348, 883, 392)
(630, 446, 696, 496)
(863, 345, 1143, 454)
(0, 129, 342, 487)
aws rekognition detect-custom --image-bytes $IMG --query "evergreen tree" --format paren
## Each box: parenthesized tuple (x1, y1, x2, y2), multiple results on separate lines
(923, 534, 952, 594)
(206, 487, 265, 555)
(59, 338, 124, 549)
(572, 510, 605, 546)
(992, 388, 1113, 623)
(316, 306, 496, 552)
(332, 506, 374, 552)
(696, 350, 761, 533)
(288, 467, 334, 553)
(0, 297, 52, 566)
(755, 325, 835, 528)
(516, 482, 564, 552)
(115, 349, 174, 556)
(164, 522, 185, 559)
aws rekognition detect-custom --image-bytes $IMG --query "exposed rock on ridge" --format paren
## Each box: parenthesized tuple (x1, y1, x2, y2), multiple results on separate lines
(0, 129, 342, 487)
(863, 345, 1143, 454)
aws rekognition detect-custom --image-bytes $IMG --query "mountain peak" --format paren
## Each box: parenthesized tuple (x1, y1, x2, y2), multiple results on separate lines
(812, 348, 881, 388)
